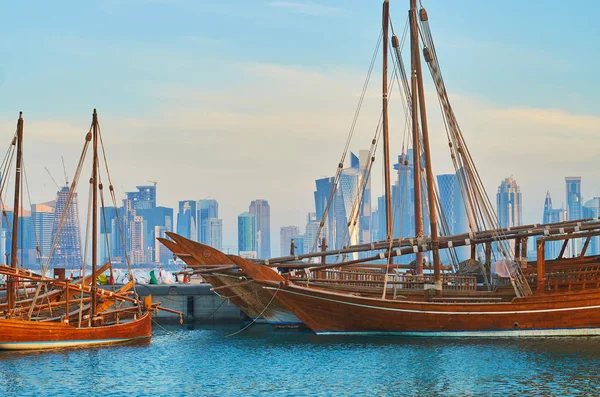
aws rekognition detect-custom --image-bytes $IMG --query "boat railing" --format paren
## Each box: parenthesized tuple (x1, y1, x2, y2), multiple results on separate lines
(292, 269, 476, 291)
(522, 264, 600, 292)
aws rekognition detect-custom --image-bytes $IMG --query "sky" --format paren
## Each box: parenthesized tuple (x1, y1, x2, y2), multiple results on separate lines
(1, 0, 600, 256)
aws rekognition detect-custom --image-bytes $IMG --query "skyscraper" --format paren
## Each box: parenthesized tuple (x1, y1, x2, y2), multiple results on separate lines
(177, 200, 197, 240)
(249, 199, 270, 258)
(437, 174, 469, 235)
(496, 177, 522, 228)
(154, 226, 171, 264)
(566, 177, 583, 257)
(312, 151, 371, 253)
(136, 205, 173, 262)
(303, 212, 321, 256)
(437, 173, 469, 261)
(130, 215, 146, 264)
(566, 177, 582, 221)
(583, 198, 600, 256)
(542, 191, 565, 258)
(354, 150, 372, 246)
(2, 208, 32, 266)
(206, 218, 223, 250)
(238, 212, 256, 255)
(29, 201, 56, 264)
(197, 199, 219, 244)
(49, 186, 83, 269)
(126, 185, 156, 210)
(280, 225, 300, 256)
(314, 176, 335, 247)
(543, 191, 563, 224)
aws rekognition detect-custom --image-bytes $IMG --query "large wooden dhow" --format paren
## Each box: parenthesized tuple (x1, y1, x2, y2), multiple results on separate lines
(231, 227, 600, 336)
(180, 0, 600, 336)
(0, 110, 179, 350)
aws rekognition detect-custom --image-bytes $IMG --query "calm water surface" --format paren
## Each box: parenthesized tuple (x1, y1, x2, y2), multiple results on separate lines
(1, 324, 600, 396)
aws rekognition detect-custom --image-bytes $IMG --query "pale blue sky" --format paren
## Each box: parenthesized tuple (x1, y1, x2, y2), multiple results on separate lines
(2, 1, 599, 115)
(1, 1, 599, 254)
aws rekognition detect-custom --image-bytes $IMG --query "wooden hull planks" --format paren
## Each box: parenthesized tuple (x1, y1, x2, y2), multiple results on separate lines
(231, 254, 600, 336)
(0, 312, 152, 350)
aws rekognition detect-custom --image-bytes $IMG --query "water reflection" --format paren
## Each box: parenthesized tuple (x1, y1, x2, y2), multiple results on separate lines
(1, 324, 600, 396)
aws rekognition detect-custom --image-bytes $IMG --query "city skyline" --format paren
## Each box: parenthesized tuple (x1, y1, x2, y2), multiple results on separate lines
(6, 169, 600, 262)
(1, 1, 599, 259)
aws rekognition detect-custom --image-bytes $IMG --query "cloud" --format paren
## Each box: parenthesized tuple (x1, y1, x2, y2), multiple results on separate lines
(266, 1, 347, 17)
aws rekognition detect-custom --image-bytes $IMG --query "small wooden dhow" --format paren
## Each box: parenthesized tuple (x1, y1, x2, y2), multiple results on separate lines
(162, 0, 600, 336)
(0, 110, 180, 350)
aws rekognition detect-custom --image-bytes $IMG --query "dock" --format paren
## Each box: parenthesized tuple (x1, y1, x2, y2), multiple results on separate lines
(101, 283, 248, 324)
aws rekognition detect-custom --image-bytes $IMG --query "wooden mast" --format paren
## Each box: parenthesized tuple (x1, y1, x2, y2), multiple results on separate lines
(91, 109, 99, 319)
(410, 0, 441, 290)
(7, 112, 24, 316)
(409, 1, 424, 274)
(382, 0, 393, 241)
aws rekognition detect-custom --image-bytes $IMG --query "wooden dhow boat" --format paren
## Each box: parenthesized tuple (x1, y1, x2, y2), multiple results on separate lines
(0, 110, 180, 350)
(179, 0, 600, 336)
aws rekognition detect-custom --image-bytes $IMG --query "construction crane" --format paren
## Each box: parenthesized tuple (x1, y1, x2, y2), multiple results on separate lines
(61, 156, 69, 186)
(44, 167, 60, 190)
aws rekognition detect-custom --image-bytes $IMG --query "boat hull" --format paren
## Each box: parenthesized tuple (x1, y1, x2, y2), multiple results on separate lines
(213, 271, 304, 328)
(258, 283, 600, 336)
(0, 312, 152, 350)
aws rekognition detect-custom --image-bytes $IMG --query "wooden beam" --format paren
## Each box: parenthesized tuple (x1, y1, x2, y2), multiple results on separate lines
(536, 239, 545, 292)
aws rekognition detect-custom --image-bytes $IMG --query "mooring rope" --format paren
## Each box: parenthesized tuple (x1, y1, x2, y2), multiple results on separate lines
(224, 284, 281, 338)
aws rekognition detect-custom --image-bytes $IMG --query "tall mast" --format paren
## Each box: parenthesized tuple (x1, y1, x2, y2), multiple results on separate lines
(382, 0, 393, 241)
(91, 109, 99, 319)
(7, 112, 24, 315)
(409, 0, 424, 273)
(410, 0, 441, 290)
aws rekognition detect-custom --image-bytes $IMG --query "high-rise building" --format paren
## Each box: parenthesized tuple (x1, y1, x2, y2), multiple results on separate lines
(126, 185, 156, 210)
(437, 173, 469, 261)
(566, 177, 583, 256)
(130, 215, 146, 264)
(2, 208, 32, 266)
(542, 191, 565, 259)
(100, 205, 121, 264)
(0, 229, 7, 265)
(496, 177, 522, 228)
(136, 205, 173, 262)
(29, 201, 56, 264)
(206, 218, 223, 250)
(543, 191, 563, 224)
(566, 177, 582, 221)
(249, 200, 270, 258)
(354, 151, 372, 246)
(238, 212, 256, 255)
(280, 225, 300, 256)
(374, 151, 429, 263)
(312, 151, 371, 254)
(177, 200, 197, 240)
(437, 174, 469, 235)
(303, 212, 321, 256)
(583, 198, 600, 256)
(198, 199, 219, 244)
(154, 226, 171, 264)
(314, 176, 335, 247)
(49, 186, 83, 269)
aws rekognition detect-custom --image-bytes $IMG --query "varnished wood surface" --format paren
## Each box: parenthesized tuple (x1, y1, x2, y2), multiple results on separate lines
(0, 312, 152, 348)
(232, 254, 600, 334)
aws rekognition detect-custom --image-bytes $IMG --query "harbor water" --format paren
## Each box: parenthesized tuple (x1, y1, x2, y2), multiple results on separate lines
(1, 324, 600, 396)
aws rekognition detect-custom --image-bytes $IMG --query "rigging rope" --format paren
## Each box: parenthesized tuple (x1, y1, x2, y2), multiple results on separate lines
(311, 29, 383, 255)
